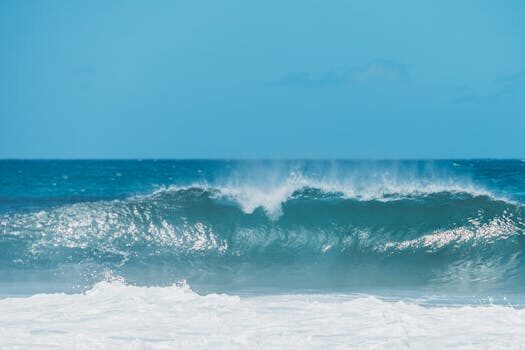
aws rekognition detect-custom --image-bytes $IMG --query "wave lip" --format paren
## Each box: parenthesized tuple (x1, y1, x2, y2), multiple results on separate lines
(148, 175, 502, 219)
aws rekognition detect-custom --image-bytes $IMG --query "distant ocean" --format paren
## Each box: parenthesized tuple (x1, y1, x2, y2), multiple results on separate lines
(1, 160, 525, 348)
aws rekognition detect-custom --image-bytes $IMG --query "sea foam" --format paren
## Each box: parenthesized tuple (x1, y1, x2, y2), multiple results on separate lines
(0, 280, 524, 349)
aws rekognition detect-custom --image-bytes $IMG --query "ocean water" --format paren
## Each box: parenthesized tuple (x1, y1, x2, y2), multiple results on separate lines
(1, 159, 525, 348)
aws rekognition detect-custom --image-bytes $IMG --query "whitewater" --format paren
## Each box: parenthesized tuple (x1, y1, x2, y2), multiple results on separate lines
(1, 279, 525, 349)
(1, 160, 525, 349)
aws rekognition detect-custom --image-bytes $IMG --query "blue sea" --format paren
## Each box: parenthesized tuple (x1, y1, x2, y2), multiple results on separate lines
(1, 160, 525, 348)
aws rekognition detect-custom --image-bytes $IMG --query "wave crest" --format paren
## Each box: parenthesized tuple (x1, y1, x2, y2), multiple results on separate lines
(148, 175, 500, 219)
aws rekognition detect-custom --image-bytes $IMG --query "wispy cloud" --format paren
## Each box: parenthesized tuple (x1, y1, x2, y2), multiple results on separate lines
(271, 60, 408, 87)
(494, 71, 525, 96)
(452, 86, 483, 104)
(351, 60, 408, 82)
(453, 70, 525, 104)
(274, 71, 347, 87)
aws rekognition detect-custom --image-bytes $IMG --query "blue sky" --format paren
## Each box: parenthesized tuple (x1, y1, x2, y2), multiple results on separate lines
(0, 0, 524, 158)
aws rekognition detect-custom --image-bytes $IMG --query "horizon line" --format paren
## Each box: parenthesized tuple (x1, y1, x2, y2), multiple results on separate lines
(1, 158, 523, 161)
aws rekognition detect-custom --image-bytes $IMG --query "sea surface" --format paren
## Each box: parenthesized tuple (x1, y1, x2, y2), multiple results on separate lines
(1, 159, 524, 348)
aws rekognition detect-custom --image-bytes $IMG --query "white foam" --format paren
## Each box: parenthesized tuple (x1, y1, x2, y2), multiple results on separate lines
(151, 174, 499, 219)
(0, 281, 524, 349)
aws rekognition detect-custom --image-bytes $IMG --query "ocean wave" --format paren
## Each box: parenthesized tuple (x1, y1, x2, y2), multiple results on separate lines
(1, 177, 524, 291)
(1, 184, 523, 263)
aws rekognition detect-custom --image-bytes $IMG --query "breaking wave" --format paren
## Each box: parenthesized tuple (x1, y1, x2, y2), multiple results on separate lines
(1, 179, 524, 292)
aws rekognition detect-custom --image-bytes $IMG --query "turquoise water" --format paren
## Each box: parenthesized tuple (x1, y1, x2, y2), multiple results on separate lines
(1, 160, 524, 301)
